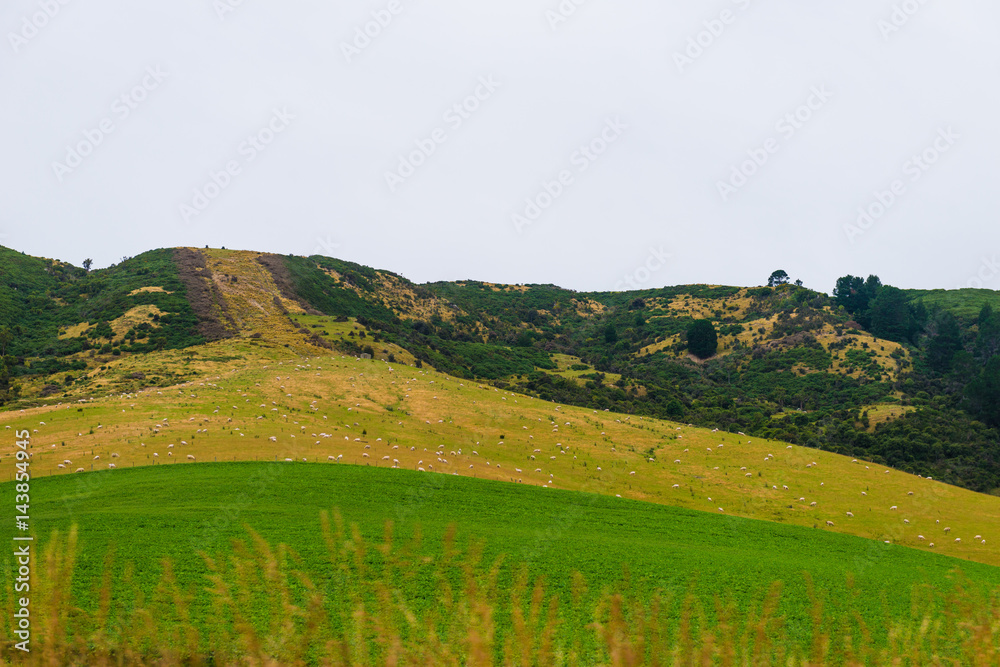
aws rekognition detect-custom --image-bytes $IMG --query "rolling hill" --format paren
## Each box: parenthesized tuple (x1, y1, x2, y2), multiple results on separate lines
(2, 336, 997, 567)
(2, 246, 999, 493)
(3, 245, 1000, 662)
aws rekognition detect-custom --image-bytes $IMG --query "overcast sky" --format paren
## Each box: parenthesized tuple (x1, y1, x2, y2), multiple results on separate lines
(2, 0, 998, 294)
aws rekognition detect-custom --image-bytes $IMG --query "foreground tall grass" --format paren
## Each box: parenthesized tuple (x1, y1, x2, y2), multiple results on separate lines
(2, 512, 999, 666)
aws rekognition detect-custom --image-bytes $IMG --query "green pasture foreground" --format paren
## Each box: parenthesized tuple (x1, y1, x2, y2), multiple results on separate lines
(3, 463, 999, 648)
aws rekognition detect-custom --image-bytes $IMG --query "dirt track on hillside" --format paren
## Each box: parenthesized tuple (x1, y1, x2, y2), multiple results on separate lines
(173, 247, 236, 340)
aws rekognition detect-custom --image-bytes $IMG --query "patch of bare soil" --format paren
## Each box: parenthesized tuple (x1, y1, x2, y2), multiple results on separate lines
(173, 248, 236, 340)
(256, 254, 324, 315)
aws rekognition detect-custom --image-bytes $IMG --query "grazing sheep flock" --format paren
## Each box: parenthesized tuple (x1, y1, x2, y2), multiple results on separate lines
(7, 353, 994, 562)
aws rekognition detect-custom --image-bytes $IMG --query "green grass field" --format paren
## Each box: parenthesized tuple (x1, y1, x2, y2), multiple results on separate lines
(2, 462, 1000, 662)
(905, 288, 1000, 320)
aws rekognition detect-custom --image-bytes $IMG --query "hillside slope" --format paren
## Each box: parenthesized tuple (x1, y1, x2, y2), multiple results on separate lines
(2, 246, 999, 493)
(2, 341, 997, 568)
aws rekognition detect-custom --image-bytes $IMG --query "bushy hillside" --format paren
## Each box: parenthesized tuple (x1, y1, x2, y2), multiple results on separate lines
(0, 248, 210, 404)
(268, 257, 1000, 495)
(2, 247, 999, 494)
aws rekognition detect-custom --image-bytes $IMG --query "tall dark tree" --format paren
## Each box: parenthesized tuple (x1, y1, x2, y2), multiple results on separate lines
(833, 275, 867, 314)
(604, 323, 618, 344)
(82, 258, 93, 272)
(869, 286, 915, 343)
(767, 270, 789, 287)
(833, 274, 882, 328)
(864, 274, 883, 297)
(687, 319, 718, 359)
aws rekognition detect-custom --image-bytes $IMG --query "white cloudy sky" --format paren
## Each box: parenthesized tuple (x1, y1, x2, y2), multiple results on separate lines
(2, 0, 998, 293)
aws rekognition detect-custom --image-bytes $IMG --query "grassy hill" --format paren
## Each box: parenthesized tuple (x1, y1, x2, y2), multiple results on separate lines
(3, 246, 1000, 661)
(2, 464, 999, 663)
(904, 288, 1000, 321)
(3, 246, 1000, 494)
(3, 344, 997, 568)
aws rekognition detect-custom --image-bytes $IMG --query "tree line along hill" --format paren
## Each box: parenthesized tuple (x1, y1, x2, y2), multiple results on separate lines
(1, 246, 999, 495)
